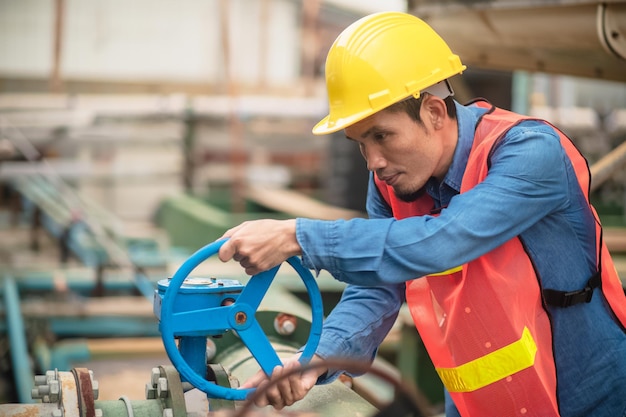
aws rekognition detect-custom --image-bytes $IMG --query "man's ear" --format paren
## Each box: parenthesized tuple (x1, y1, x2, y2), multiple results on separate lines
(422, 95, 447, 130)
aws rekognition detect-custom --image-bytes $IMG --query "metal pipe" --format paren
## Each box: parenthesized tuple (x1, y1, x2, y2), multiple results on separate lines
(48, 317, 159, 337)
(0, 403, 59, 416)
(2, 275, 34, 403)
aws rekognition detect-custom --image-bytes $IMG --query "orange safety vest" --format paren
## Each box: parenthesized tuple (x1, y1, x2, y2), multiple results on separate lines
(375, 100, 626, 417)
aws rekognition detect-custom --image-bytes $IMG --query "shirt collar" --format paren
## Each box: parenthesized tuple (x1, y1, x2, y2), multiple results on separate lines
(425, 101, 489, 206)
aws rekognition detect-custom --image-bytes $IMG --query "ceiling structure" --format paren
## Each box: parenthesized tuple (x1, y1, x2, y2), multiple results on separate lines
(409, 0, 626, 81)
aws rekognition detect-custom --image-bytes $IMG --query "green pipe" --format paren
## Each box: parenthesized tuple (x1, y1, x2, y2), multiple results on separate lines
(2, 275, 34, 403)
(95, 399, 165, 417)
(32, 339, 98, 378)
(215, 340, 377, 417)
(50, 341, 92, 371)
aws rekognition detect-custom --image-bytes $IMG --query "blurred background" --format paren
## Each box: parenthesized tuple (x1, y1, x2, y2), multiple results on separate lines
(0, 0, 624, 415)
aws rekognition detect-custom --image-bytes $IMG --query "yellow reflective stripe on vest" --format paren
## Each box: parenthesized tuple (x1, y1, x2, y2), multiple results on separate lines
(428, 265, 463, 276)
(436, 326, 537, 393)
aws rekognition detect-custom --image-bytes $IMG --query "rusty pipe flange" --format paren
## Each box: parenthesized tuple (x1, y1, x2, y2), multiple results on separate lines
(72, 368, 98, 417)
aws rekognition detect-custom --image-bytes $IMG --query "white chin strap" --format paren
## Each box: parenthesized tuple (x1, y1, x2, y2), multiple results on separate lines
(422, 80, 454, 99)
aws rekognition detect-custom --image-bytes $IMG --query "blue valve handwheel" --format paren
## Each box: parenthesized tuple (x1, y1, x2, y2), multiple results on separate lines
(159, 239, 323, 401)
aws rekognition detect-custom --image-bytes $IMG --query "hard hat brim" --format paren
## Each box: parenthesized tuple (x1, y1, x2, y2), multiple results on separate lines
(312, 116, 345, 136)
(312, 110, 372, 136)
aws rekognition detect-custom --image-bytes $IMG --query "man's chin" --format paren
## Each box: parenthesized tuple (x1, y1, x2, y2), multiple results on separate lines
(395, 187, 427, 202)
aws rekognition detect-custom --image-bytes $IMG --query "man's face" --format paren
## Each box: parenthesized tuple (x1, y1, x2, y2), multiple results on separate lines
(344, 107, 446, 202)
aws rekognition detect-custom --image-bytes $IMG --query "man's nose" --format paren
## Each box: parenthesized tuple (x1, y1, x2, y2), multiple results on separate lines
(366, 149, 386, 171)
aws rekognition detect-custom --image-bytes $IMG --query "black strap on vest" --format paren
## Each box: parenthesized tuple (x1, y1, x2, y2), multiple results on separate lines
(543, 271, 602, 308)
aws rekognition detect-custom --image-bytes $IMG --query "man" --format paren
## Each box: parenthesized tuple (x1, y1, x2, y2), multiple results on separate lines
(217, 11, 626, 417)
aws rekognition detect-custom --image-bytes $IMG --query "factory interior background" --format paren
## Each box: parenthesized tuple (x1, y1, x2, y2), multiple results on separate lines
(0, 1, 625, 416)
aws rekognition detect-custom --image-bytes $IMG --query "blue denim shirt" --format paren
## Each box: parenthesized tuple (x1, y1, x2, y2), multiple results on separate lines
(295, 101, 626, 417)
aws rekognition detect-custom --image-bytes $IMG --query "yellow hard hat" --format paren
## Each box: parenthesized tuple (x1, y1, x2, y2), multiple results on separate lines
(312, 12, 466, 135)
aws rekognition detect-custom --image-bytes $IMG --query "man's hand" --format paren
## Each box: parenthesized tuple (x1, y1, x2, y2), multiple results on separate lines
(218, 219, 301, 276)
(240, 355, 327, 410)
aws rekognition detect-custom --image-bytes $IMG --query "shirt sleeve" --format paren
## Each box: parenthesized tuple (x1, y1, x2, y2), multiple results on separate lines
(311, 172, 405, 383)
(296, 121, 571, 286)
(314, 280, 406, 383)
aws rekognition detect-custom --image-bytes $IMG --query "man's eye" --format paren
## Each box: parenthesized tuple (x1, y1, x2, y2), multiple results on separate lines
(373, 132, 386, 141)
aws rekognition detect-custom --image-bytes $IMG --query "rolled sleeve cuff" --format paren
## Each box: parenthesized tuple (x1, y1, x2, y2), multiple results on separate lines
(312, 332, 361, 385)
(296, 218, 341, 278)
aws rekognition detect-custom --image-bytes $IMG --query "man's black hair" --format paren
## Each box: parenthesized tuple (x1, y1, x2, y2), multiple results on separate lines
(385, 94, 457, 123)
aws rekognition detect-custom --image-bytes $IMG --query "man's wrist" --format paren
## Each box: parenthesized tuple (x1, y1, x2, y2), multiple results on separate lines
(283, 219, 302, 257)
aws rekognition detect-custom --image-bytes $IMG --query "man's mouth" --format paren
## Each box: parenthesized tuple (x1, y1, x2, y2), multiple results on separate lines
(379, 173, 399, 186)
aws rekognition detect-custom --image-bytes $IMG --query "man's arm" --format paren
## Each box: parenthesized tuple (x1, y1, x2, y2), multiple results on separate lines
(315, 172, 403, 381)
(297, 123, 570, 285)
(315, 281, 406, 383)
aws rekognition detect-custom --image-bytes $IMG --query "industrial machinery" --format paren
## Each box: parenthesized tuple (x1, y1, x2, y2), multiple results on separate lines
(154, 238, 323, 401)
(0, 239, 430, 417)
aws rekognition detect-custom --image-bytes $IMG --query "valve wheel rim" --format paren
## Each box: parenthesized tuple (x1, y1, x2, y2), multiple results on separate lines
(160, 239, 323, 401)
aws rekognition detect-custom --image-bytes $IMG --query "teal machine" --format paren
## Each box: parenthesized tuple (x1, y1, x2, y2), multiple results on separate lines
(0, 240, 428, 417)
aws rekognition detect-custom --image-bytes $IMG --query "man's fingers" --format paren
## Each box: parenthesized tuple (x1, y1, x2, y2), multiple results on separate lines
(217, 238, 236, 262)
(218, 240, 266, 276)
(217, 222, 248, 262)
(291, 369, 315, 399)
(253, 379, 271, 408)
(265, 365, 289, 409)
(219, 222, 246, 240)
(241, 359, 319, 410)
(283, 361, 307, 405)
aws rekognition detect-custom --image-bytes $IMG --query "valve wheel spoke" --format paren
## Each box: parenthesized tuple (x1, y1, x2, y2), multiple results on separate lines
(238, 319, 282, 376)
(235, 266, 279, 310)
